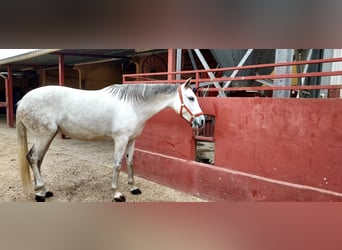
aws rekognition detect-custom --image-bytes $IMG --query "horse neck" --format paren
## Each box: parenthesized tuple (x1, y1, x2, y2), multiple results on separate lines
(137, 93, 177, 122)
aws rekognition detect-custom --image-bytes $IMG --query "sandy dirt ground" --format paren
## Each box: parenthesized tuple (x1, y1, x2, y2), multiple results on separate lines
(0, 119, 205, 202)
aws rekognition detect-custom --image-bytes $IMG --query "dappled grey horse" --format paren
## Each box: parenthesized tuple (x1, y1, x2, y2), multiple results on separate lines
(16, 78, 205, 202)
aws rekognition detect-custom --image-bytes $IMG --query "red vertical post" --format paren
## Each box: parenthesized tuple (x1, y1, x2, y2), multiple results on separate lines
(6, 66, 14, 127)
(195, 72, 200, 96)
(59, 54, 65, 86)
(167, 49, 176, 82)
(58, 54, 66, 138)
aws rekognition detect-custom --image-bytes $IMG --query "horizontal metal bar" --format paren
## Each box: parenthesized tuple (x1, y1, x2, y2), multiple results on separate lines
(123, 71, 342, 85)
(197, 84, 342, 92)
(194, 136, 215, 142)
(123, 79, 184, 84)
(123, 57, 342, 96)
(209, 71, 342, 81)
(0, 102, 7, 107)
(255, 79, 274, 87)
(123, 57, 342, 79)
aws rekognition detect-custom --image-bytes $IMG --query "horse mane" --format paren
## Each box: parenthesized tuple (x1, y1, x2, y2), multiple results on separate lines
(104, 84, 178, 103)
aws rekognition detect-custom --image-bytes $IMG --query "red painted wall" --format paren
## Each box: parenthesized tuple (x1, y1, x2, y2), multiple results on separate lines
(136, 110, 195, 160)
(133, 98, 342, 201)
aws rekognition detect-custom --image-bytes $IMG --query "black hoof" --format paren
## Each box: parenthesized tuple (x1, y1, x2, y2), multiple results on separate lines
(130, 188, 142, 195)
(35, 195, 46, 202)
(113, 196, 126, 202)
(45, 191, 54, 198)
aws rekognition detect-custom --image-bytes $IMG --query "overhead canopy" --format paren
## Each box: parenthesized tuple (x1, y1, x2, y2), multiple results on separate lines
(0, 49, 165, 73)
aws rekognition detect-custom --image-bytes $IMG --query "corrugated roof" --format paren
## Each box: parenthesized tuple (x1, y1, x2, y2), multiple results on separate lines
(0, 49, 165, 72)
(0, 49, 40, 60)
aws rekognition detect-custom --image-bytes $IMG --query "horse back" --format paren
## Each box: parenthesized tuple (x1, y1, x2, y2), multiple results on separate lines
(17, 85, 138, 140)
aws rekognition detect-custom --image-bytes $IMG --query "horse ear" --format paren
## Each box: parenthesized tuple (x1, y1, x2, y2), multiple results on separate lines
(183, 78, 192, 89)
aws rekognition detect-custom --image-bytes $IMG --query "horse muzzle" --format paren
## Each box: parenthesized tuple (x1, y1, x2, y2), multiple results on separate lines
(192, 115, 205, 129)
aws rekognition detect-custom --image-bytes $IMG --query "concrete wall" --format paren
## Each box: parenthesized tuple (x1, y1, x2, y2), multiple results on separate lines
(131, 97, 342, 201)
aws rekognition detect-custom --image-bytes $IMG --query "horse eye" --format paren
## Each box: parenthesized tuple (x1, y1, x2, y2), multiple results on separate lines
(187, 96, 195, 101)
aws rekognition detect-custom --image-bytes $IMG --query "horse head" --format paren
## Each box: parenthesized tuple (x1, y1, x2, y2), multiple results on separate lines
(177, 78, 205, 128)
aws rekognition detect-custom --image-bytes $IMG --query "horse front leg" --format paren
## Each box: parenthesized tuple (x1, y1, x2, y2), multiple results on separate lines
(126, 139, 142, 195)
(112, 137, 129, 202)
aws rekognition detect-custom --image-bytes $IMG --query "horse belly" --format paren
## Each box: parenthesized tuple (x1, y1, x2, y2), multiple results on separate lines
(58, 118, 113, 140)
(57, 91, 115, 140)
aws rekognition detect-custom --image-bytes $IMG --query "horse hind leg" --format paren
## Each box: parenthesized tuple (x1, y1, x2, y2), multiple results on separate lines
(126, 140, 142, 195)
(27, 132, 57, 202)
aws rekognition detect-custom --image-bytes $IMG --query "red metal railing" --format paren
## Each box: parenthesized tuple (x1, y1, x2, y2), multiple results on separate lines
(123, 57, 342, 98)
(0, 66, 14, 127)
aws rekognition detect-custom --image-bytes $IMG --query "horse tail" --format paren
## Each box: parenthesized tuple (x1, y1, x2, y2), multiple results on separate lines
(16, 119, 32, 192)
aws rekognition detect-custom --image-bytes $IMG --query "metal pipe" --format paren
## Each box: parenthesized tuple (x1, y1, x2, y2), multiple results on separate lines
(301, 49, 313, 86)
(273, 49, 294, 98)
(124, 56, 342, 79)
(195, 84, 342, 92)
(0, 73, 6, 79)
(297, 49, 313, 98)
(176, 49, 182, 80)
(222, 49, 253, 88)
(73, 57, 121, 66)
(123, 70, 342, 85)
(187, 49, 198, 70)
(193, 49, 226, 97)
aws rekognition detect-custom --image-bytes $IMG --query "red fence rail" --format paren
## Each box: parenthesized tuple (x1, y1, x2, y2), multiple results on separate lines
(123, 57, 342, 97)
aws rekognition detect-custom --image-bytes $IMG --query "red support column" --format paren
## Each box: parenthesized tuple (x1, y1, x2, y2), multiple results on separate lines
(59, 54, 65, 86)
(6, 66, 14, 127)
(167, 49, 176, 82)
(58, 54, 66, 138)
